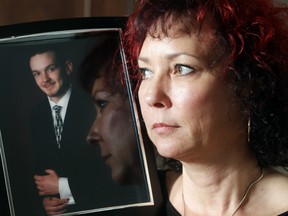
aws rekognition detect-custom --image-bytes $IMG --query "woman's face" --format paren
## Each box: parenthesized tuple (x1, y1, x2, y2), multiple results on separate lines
(87, 77, 139, 184)
(137, 29, 245, 162)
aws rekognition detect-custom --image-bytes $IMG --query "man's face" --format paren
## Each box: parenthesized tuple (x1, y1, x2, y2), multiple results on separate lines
(30, 51, 71, 103)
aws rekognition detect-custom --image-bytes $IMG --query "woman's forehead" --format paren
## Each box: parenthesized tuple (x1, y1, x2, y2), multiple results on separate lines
(148, 11, 218, 36)
(143, 24, 226, 57)
(140, 26, 229, 78)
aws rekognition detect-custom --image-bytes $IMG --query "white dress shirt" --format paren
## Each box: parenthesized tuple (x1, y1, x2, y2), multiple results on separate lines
(48, 87, 75, 204)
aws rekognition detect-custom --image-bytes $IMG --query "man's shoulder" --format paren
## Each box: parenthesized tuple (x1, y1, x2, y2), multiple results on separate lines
(64, 87, 95, 124)
(30, 98, 50, 115)
(29, 98, 52, 130)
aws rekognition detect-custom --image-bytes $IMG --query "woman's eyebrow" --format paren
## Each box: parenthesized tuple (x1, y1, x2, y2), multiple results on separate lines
(138, 56, 149, 63)
(138, 52, 199, 63)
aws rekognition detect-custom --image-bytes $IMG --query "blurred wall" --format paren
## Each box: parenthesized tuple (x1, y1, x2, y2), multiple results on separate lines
(0, 0, 287, 26)
(0, 0, 138, 26)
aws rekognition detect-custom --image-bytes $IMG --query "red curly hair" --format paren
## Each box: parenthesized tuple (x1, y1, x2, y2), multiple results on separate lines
(125, 0, 288, 79)
(124, 0, 288, 166)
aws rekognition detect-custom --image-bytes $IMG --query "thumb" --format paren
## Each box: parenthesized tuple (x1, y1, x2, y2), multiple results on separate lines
(45, 169, 56, 175)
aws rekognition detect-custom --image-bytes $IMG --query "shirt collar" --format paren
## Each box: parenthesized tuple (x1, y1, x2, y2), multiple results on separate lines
(48, 87, 72, 109)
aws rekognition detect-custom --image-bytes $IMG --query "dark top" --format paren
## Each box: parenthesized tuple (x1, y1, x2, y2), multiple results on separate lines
(159, 171, 288, 216)
(159, 170, 182, 216)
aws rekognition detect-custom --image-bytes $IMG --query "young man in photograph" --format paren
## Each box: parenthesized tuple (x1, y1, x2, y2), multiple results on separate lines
(28, 45, 111, 215)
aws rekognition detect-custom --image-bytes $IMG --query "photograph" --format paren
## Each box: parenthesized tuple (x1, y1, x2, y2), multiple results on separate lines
(0, 22, 154, 216)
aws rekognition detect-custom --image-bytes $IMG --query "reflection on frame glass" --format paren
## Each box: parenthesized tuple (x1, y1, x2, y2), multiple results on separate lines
(0, 19, 154, 216)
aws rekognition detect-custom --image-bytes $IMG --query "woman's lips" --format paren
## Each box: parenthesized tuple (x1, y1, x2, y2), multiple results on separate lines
(102, 155, 112, 166)
(152, 123, 179, 135)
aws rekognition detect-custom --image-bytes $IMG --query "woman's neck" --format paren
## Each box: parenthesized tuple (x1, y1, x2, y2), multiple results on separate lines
(170, 151, 261, 215)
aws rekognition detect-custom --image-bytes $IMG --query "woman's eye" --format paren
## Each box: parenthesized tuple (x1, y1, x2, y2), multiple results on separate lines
(174, 64, 195, 76)
(139, 67, 153, 80)
(95, 100, 108, 111)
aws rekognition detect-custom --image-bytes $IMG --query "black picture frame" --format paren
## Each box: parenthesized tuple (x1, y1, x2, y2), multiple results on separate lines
(0, 17, 162, 216)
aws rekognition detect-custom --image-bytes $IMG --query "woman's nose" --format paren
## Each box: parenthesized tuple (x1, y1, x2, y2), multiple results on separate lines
(140, 75, 172, 109)
(87, 120, 101, 146)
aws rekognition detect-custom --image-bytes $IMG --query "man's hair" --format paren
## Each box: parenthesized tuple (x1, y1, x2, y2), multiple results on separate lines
(28, 43, 70, 68)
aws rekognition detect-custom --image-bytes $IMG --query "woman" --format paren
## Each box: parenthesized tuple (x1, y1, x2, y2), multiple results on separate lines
(124, 0, 288, 215)
(79, 34, 145, 185)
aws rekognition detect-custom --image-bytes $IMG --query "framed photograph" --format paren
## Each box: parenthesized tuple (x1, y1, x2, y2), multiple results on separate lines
(0, 17, 161, 216)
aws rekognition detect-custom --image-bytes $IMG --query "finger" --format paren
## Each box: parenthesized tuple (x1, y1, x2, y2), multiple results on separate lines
(39, 190, 51, 196)
(45, 169, 55, 175)
(47, 208, 67, 216)
(46, 206, 67, 216)
(39, 191, 46, 196)
(53, 198, 69, 205)
(43, 197, 67, 205)
(38, 186, 49, 195)
(35, 176, 46, 182)
(39, 191, 45, 196)
(37, 185, 47, 193)
(39, 189, 59, 196)
(34, 175, 42, 181)
(49, 201, 68, 209)
(44, 200, 68, 215)
(35, 179, 43, 185)
(35, 181, 41, 187)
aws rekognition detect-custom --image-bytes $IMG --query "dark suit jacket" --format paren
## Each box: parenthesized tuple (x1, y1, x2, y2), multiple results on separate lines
(31, 88, 94, 176)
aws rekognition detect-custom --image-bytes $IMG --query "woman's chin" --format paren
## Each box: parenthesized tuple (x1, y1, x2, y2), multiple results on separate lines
(111, 170, 127, 185)
(112, 169, 139, 185)
(155, 144, 184, 159)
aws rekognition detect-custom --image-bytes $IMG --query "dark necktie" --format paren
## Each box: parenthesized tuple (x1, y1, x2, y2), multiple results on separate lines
(53, 105, 63, 148)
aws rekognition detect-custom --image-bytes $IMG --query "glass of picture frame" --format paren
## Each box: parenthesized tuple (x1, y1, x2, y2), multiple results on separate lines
(0, 17, 161, 216)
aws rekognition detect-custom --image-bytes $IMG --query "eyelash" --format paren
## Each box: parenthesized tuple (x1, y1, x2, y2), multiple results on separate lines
(173, 64, 195, 76)
(95, 99, 108, 112)
(138, 67, 152, 80)
(138, 64, 195, 80)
